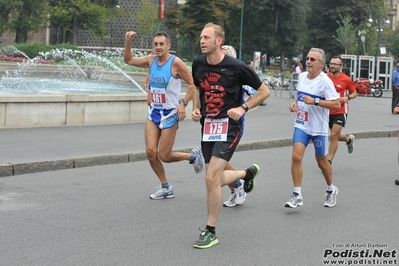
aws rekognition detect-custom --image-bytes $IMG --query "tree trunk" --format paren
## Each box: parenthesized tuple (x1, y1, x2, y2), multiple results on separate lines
(14, 2, 30, 43)
(72, 13, 78, 45)
(280, 50, 285, 85)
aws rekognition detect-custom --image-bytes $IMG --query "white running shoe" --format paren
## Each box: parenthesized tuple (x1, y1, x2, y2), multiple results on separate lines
(284, 194, 303, 208)
(234, 181, 247, 205)
(324, 186, 339, 207)
(223, 192, 236, 207)
(190, 147, 204, 174)
(149, 186, 175, 200)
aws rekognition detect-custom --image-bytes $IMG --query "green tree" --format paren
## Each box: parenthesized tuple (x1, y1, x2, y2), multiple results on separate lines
(164, 0, 241, 61)
(387, 28, 399, 60)
(0, 0, 48, 43)
(47, 0, 124, 45)
(134, 0, 158, 35)
(333, 16, 356, 54)
(133, 0, 158, 51)
(305, 0, 381, 59)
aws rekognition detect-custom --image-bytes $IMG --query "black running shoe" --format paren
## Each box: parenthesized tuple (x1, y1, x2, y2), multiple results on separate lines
(244, 164, 260, 193)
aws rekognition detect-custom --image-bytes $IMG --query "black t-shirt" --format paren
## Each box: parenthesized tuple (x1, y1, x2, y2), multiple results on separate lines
(192, 55, 262, 122)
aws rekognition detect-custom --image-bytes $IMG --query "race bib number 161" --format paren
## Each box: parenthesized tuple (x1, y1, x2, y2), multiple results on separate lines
(202, 118, 229, 142)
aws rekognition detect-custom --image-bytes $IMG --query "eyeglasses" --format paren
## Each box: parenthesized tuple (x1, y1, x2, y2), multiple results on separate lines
(329, 63, 342, 66)
(306, 57, 318, 62)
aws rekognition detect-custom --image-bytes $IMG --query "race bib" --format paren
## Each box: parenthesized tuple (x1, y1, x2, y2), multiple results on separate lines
(202, 118, 229, 142)
(151, 89, 167, 108)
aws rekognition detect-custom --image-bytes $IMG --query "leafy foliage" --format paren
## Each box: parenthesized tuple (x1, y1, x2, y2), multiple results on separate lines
(0, 0, 48, 43)
(333, 16, 356, 54)
(133, 0, 158, 36)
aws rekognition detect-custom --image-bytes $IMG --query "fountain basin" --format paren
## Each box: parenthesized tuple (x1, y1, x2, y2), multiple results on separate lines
(0, 94, 145, 127)
(0, 62, 191, 127)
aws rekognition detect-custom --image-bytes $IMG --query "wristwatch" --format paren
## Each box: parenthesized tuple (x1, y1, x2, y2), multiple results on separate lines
(241, 103, 249, 112)
(180, 99, 188, 107)
(348, 95, 352, 101)
(314, 98, 320, 106)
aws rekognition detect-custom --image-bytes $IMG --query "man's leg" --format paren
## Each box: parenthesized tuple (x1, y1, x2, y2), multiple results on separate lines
(392, 86, 399, 113)
(205, 157, 229, 227)
(223, 163, 241, 207)
(315, 136, 338, 207)
(145, 120, 166, 183)
(284, 142, 306, 208)
(328, 123, 343, 163)
(291, 143, 306, 187)
(158, 123, 192, 163)
(396, 133, 399, 185)
(316, 155, 333, 186)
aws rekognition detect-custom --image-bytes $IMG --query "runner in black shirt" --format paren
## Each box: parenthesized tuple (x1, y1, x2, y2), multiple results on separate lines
(191, 22, 270, 249)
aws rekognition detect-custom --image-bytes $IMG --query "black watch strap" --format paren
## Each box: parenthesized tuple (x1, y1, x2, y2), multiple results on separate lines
(241, 103, 249, 112)
(180, 99, 188, 106)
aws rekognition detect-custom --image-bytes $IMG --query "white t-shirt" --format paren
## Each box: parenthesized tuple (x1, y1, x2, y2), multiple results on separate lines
(294, 71, 339, 136)
(295, 66, 301, 74)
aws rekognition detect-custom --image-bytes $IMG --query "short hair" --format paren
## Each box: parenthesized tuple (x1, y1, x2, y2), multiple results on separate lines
(331, 56, 343, 64)
(221, 45, 236, 58)
(203, 22, 225, 45)
(246, 60, 253, 65)
(153, 31, 171, 44)
(309, 48, 326, 63)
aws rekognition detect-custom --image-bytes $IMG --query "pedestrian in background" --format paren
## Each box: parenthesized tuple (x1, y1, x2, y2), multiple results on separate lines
(391, 63, 399, 113)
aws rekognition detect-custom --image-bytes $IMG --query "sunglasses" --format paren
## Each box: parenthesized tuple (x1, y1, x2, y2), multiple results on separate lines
(306, 57, 318, 62)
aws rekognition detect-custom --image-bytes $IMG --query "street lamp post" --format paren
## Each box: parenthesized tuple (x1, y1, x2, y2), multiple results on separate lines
(238, 0, 244, 60)
(359, 30, 366, 55)
(369, 15, 390, 56)
(377, 16, 381, 56)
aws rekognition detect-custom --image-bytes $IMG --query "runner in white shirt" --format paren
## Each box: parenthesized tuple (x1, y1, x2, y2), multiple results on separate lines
(285, 48, 340, 209)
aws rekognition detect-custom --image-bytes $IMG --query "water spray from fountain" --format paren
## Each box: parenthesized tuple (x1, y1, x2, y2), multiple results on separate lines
(0, 46, 148, 94)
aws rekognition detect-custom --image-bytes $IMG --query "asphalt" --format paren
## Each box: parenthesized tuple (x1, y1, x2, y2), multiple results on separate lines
(0, 90, 397, 176)
(0, 90, 398, 266)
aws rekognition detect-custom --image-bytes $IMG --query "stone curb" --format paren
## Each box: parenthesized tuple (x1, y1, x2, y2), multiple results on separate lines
(0, 130, 397, 177)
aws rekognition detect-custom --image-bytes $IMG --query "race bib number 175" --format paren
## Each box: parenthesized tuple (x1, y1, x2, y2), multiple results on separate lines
(202, 118, 229, 142)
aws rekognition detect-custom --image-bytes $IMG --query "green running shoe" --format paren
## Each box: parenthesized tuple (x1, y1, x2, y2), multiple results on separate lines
(347, 135, 355, 154)
(193, 229, 218, 249)
(244, 164, 260, 193)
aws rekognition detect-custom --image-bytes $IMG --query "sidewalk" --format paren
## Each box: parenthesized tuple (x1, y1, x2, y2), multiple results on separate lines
(0, 91, 397, 176)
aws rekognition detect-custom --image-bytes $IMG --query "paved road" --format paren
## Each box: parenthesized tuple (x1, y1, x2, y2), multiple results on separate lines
(0, 90, 398, 265)
(0, 91, 397, 176)
(0, 138, 398, 266)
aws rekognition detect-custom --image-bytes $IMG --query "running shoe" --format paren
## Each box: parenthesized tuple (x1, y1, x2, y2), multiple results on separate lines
(347, 135, 355, 154)
(395, 179, 399, 185)
(193, 228, 218, 249)
(244, 164, 260, 193)
(149, 186, 175, 200)
(324, 186, 339, 207)
(223, 192, 236, 207)
(190, 147, 204, 174)
(234, 181, 247, 205)
(284, 194, 303, 208)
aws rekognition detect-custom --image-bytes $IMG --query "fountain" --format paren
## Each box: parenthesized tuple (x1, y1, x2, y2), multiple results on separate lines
(0, 47, 188, 127)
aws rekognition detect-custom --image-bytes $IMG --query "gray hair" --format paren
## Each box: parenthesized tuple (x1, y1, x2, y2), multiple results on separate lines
(221, 45, 237, 58)
(310, 48, 326, 63)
